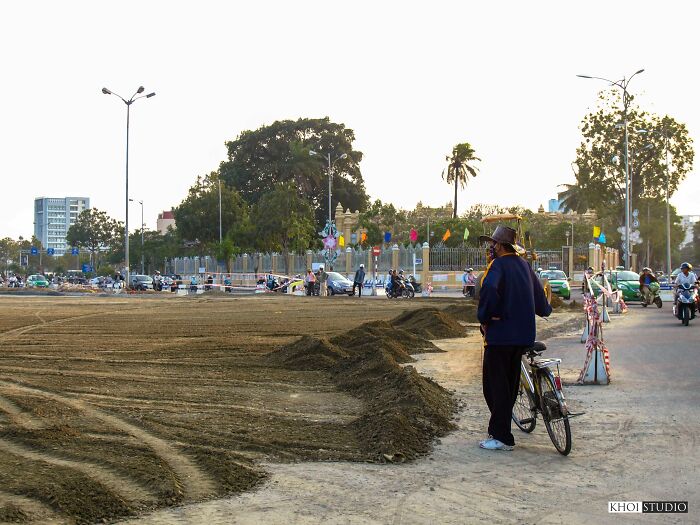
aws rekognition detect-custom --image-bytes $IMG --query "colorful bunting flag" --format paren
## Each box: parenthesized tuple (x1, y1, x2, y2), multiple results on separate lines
(463, 227, 469, 241)
(338, 235, 345, 247)
(410, 228, 418, 243)
(442, 229, 451, 242)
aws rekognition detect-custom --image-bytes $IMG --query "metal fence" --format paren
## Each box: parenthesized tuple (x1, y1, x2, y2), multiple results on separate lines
(534, 250, 563, 270)
(429, 246, 487, 271)
(169, 245, 574, 277)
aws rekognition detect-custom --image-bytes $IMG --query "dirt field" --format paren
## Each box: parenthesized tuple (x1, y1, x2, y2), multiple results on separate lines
(0, 293, 475, 524)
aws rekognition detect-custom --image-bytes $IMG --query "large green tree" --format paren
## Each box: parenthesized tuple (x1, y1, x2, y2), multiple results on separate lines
(173, 172, 249, 249)
(568, 91, 694, 232)
(65, 208, 122, 269)
(252, 182, 316, 274)
(219, 117, 369, 228)
(442, 143, 480, 219)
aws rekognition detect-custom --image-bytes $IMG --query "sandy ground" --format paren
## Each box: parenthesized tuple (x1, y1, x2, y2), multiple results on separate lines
(122, 309, 699, 525)
(0, 294, 465, 523)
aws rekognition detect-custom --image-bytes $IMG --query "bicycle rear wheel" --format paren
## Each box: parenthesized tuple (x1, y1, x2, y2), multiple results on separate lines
(512, 376, 537, 433)
(539, 371, 572, 455)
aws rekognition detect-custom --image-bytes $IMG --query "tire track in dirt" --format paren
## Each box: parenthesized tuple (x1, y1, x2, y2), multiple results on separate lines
(0, 380, 217, 501)
(0, 489, 69, 525)
(0, 312, 105, 340)
(0, 439, 158, 505)
(78, 392, 360, 423)
(0, 394, 46, 430)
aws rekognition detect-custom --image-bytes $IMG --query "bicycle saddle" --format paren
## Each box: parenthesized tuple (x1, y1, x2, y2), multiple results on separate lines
(524, 341, 547, 354)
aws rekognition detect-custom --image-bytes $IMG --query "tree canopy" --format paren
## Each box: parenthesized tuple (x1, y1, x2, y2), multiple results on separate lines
(565, 91, 694, 219)
(252, 182, 316, 273)
(173, 172, 249, 248)
(65, 208, 122, 269)
(562, 90, 694, 261)
(219, 117, 369, 228)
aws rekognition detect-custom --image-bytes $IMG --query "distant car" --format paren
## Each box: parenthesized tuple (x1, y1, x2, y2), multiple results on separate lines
(539, 270, 571, 300)
(130, 274, 154, 291)
(594, 270, 641, 302)
(27, 274, 49, 288)
(326, 272, 355, 296)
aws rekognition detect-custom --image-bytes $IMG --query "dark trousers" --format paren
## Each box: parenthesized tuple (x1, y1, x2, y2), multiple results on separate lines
(353, 282, 362, 297)
(482, 344, 525, 446)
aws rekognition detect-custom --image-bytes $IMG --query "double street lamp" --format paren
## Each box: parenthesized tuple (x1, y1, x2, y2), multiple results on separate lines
(577, 69, 644, 269)
(309, 150, 348, 228)
(102, 85, 155, 287)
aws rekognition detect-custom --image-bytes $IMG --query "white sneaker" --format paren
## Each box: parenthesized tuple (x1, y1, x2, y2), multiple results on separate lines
(479, 438, 514, 451)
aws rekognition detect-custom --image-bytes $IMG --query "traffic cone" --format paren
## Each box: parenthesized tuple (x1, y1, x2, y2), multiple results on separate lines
(601, 302, 610, 323)
(580, 318, 588, 343)
(579, 343, 611, 385)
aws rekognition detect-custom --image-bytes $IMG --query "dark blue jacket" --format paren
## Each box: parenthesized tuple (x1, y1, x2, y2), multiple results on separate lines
(477, 254, 552, 347)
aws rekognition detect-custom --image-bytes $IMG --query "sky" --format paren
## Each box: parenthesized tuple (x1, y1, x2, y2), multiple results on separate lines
(1, 0, 699, 239)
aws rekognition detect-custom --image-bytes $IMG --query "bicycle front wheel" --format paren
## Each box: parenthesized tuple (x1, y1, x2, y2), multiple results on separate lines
(539, 371, 572, 455)
(512, 377, 537, 433)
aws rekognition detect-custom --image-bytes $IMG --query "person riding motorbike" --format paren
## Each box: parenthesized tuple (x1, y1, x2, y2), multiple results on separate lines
(674, 262, 698, 317)
(390, 269, 404, 298)
(639, 267, 658, 304)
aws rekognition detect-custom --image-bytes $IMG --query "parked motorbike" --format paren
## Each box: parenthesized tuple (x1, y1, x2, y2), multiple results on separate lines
(673, 283, 698, 326)
(408, 275, 422, 294)
(641, 281, 662, 308)
(153, 275, 164, 291)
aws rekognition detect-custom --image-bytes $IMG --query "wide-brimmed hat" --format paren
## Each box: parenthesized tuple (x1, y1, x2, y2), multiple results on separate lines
(479, 225, 518, 248)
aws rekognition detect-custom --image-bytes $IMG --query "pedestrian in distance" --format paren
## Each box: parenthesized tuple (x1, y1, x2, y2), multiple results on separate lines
(477, 226, 552, 451)
(318, 266, 328, 297)
(353, 264, 365, 297)
(462, 267, 476, 298)
(304, 268, 316, 296)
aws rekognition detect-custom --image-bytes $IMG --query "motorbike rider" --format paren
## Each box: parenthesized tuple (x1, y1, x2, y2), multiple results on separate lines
(639, 267, 658, 303)
(674, 262, 698, 315)
(153, 270, 163, 291)
(391, 269, 404, 297)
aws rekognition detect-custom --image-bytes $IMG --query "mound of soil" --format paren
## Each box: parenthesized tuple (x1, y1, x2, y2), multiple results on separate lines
(268, 307, 466, 461)
(391, 307, 466, 339)
(268, 336, 350, 370)
(442, 303, 478, 323)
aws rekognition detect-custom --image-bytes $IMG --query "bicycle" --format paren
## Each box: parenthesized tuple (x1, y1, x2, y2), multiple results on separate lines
(512, 341, 572, 455)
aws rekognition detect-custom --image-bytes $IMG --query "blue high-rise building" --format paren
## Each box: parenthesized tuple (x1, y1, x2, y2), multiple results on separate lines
(33, 197, 90, 256)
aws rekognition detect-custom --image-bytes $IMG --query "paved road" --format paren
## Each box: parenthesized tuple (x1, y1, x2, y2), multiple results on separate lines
(124, 306, 699, 524)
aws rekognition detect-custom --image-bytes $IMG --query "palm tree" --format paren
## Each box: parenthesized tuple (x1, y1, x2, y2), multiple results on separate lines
(442, 143, 480, 218)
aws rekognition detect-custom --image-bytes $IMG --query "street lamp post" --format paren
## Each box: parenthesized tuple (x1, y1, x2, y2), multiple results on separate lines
(309, 150, 348, 266)
(577, 69, 644, 269)
(102, 86, 155, 287)
(638, 127, 673, 274)
(218, 177, 222, 244)
(128, 199, 145, 274)
(310, 150, 348, 226)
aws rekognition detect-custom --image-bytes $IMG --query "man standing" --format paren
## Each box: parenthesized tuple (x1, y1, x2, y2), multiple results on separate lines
(353, 264, 365, 297)
(318, 266, 328, 297)
(477, 226, 552, 451)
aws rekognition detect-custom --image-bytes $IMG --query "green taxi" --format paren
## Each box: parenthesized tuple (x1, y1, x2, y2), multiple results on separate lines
(27, 274, 49, 288)
(593, 270, 641, 302)
(539, 269, 571, 300)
